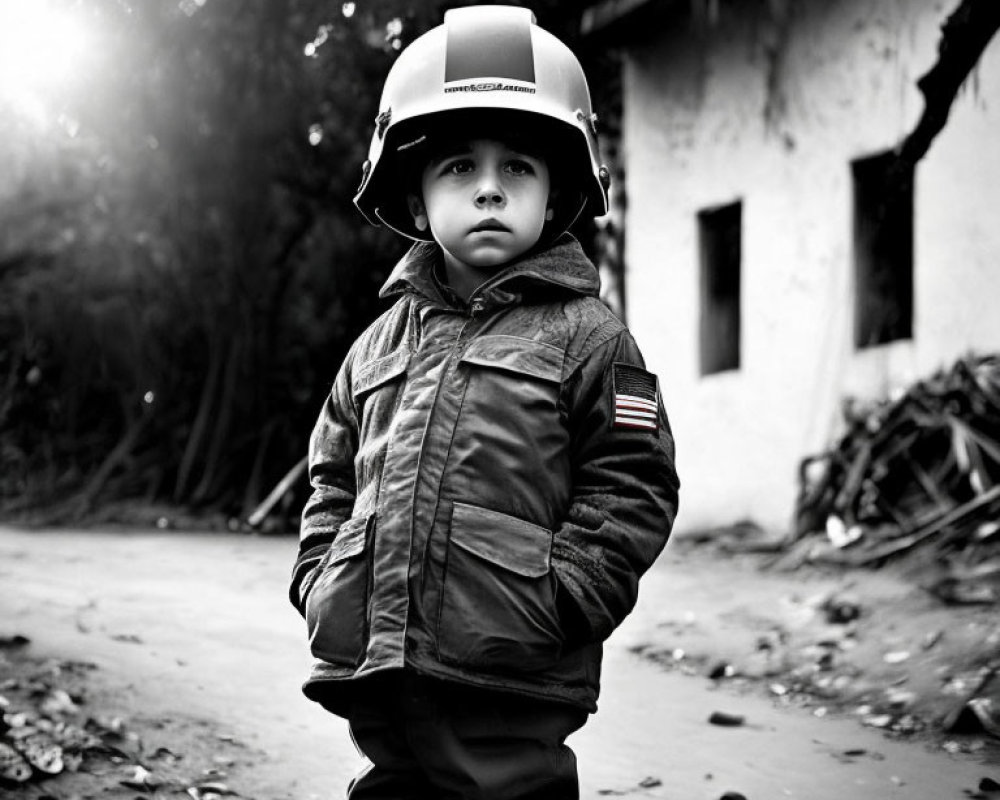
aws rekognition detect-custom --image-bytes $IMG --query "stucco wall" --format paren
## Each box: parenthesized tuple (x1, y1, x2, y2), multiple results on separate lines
(620, 0, 1000, 533)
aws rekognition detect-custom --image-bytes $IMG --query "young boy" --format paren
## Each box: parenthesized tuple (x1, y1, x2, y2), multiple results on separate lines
(289, 7, 679, 798)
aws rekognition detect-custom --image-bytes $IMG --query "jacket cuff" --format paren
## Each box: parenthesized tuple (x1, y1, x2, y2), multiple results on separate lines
(289, 543, 330, 615)
(554, 579, 592, 645)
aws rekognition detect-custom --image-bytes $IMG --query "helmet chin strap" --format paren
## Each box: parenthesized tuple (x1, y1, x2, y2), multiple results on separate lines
(544, 193, 588, 242)
(375, 206, 436, 243)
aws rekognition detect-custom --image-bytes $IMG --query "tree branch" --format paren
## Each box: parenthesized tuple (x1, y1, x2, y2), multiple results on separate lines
(898, 0, 1000, 167)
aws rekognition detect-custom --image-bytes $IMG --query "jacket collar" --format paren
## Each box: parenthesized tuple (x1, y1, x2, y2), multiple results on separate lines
(378, 234, 600, 305)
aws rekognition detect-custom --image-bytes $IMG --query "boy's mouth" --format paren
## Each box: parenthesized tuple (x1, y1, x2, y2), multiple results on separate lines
(470, 219, 510, 233)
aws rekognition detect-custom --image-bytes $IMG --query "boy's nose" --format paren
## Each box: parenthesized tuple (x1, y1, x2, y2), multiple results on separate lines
(474, 188, 505, 207)
(474, 173, 505, 208)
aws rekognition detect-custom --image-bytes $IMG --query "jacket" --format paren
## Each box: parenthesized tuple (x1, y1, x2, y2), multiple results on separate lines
(290, 235, 679, 714)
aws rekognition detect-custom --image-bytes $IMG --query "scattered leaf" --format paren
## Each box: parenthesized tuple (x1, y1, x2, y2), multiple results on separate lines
(62, 751, 83, 772)
(12, 730, 64, 775)
(39, 689, 80, 716)
(883, 650, 910, 664)
(4, 712, 29, 728)
(121, 763, 158, 790)
(187, 781, 240, 799)
(0, 741, 32, 784)
(152, 745, 183, 763)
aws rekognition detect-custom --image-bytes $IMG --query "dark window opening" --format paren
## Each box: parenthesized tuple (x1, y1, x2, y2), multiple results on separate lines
(852, 151, 914, 349)
(699, 201, 742, 375)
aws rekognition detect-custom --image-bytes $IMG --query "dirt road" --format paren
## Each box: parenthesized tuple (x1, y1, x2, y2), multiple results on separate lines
(0, 526, 995, 799)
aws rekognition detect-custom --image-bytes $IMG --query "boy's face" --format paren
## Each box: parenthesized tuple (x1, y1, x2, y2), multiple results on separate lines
(409, 138, 551, 274)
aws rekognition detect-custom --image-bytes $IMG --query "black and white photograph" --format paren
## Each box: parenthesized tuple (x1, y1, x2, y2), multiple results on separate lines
(1, 1, 998, 798)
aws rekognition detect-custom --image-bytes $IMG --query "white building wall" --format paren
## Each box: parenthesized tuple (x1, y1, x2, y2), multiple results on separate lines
(621, 0, 1000, 533)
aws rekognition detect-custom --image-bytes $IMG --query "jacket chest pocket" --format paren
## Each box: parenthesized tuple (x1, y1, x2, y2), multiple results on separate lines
(437, 501, 563, 673)
(452, 335, 569, 495)
(352, 347, 409, 439)
(305, 513, 373, 667)
(459, 335, 564, 416)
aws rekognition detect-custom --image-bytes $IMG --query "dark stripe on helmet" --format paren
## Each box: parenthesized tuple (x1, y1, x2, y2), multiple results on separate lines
(444, 9, 535, 84)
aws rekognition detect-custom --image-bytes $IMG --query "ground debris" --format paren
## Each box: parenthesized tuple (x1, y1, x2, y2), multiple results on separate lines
(708, 711, 745, 727)
(964, 775, 1000, 798)
(924, 559, 1000, 605)
(188, 782, 242, 800)
(820, 592, 862, 624)
(0, 643, 248, 797)
(792, 353, 1000, 574)
(596, 776, 663, 796)
(945, 696, 1000, 738)
(828, 746, 887, 764)
(0, 740, 32, 784)
(119, 763, 158, 790)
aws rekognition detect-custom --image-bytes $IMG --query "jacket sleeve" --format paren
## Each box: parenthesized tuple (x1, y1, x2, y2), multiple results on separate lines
(552, 329, 679, 644)
(288, 357, 359, 616)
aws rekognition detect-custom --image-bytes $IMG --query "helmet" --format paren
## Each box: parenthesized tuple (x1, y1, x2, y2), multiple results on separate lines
(354, 5, 610, 241)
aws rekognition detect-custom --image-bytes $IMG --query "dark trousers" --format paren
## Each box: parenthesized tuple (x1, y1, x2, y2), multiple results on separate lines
(346, 672, 588, 800)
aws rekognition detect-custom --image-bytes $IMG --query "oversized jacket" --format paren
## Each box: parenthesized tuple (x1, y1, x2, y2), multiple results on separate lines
(290, 235, 679, 715)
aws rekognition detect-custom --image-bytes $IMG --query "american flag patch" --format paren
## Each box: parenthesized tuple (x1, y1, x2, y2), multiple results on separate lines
(612, 363, 659, 432)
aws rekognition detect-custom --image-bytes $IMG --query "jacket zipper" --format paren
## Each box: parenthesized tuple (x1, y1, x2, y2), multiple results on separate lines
(405, 311, 479, 655)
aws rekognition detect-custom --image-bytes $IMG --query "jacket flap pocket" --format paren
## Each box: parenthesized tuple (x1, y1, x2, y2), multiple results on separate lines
(450, 502, 551, 577)
(329, 514, 370, 564)
(352, 348, 409, 398)
(460, 336, 563, 384)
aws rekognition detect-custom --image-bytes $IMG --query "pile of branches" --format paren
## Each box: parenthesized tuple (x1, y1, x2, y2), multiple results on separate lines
(794, 353, 1000, 570)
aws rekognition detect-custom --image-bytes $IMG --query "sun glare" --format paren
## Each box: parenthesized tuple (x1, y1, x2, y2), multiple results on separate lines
(0, 0, 95, 120)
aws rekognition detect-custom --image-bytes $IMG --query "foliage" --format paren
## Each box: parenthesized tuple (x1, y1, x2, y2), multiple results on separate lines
(0, 0, 602, 525)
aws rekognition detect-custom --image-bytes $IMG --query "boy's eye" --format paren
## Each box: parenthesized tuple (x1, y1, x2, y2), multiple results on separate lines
(443, 159, 474, 175)
(505, 159, 534, 176)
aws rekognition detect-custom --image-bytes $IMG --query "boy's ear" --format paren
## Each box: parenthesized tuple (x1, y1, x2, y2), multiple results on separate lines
(407, 194, 428, 232)
(545, 188, 559, 222)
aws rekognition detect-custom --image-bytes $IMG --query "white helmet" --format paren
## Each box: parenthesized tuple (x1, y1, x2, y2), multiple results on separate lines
(354, 5, 610, 241)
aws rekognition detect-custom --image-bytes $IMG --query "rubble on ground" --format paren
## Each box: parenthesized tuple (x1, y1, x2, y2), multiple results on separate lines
(788, 353, 1000, 589)
(635, 535, 1000, 753)
(0, 636, 246, 798)
(663, 353, 1000, 747)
